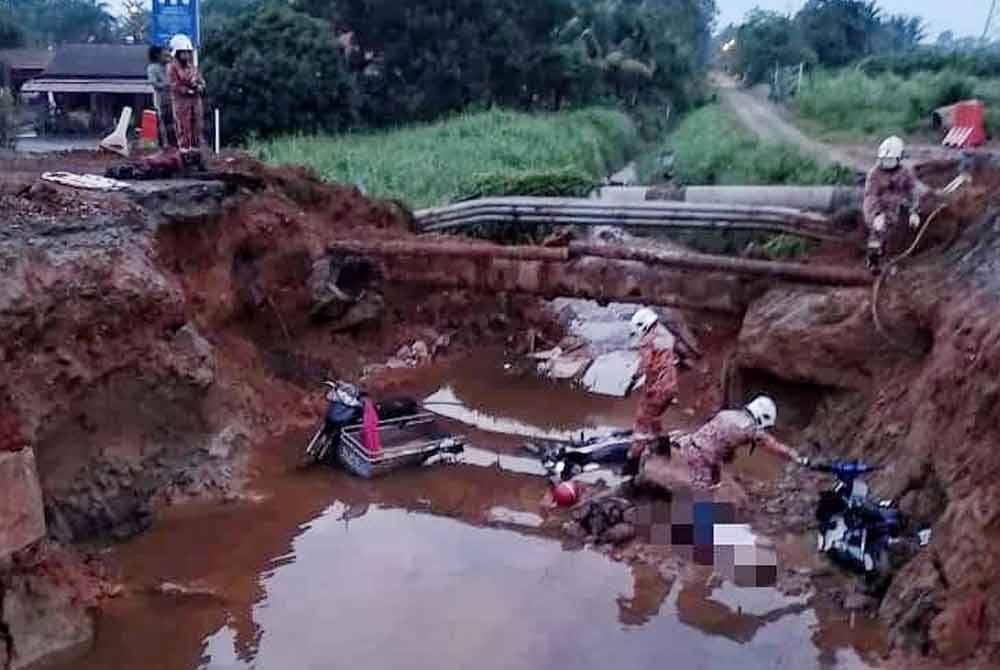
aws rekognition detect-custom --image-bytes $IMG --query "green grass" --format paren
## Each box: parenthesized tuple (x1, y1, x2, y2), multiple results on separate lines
(793, 68, 1000, 141)
(636, 104, 854, 186)
(635, 104, 851, 258)
(250, 108, 639, 208)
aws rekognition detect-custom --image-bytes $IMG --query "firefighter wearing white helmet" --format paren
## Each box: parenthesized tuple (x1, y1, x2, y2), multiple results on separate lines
(168, 33, 194, 57)
(637, 395, 805, 491)
(863, 135, 924, 274)
(628, 307, 680, 461)
(166, 33, 206, 169)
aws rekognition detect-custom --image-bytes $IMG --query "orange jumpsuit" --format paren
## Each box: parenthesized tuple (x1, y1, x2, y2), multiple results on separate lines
(631, 324, 679, 457)
(168, 61, 205, 152)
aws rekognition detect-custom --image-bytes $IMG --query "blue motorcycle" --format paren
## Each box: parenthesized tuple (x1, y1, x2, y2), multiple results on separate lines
(810, 460, 908, 587)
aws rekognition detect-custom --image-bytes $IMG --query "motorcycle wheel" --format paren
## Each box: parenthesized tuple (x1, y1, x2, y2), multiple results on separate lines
(298, 426, 328, 469)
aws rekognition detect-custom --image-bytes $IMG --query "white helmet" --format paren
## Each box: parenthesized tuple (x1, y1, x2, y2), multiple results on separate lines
(630, 307, 659, 337)
(877, 136, 905, 169)
(169, 34, 194, 57)
(746, 396, 777, 429)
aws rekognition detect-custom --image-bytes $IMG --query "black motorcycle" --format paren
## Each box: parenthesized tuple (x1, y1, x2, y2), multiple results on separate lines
(810, 460, 912, 587)
(301, 381, 419, 467)
(525, 430, 634, 482)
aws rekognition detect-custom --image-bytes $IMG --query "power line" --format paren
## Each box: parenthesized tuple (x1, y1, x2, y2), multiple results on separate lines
(984, 0, 999, 43)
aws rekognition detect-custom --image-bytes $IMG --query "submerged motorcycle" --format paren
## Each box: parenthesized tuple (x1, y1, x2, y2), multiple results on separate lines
(810, 459, 929, 588)
(301, 381, 419, 467)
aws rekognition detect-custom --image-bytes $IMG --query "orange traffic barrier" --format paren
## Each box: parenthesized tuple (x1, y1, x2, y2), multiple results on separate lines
(943, 99, 986, 148)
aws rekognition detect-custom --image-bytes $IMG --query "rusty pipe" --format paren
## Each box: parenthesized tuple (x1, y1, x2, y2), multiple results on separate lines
(329, 239, 570, 262)
(328, 239, 871, 287)
(567, 243, 872, 286)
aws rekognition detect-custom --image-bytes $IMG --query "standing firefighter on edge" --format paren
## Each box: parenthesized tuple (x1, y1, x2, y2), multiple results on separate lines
(863, 136, 924, 274)
(168, 34, 207, 170)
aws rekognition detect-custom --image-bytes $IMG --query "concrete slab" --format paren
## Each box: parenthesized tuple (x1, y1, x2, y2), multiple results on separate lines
(0, 449, 46, 561)
(581, 350, 640, 397)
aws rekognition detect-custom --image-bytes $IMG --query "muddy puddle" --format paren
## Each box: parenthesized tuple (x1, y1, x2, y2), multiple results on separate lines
(52, 353, 885, 670)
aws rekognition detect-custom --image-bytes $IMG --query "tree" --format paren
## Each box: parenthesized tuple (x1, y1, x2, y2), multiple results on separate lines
(118, 0, 149, 43)
(201, 4, 359, 142)
(5, 0, 117, 45)
(200, 0, 263, 34)
(876, 14, 926, 52)
(0, 13, 24, 49)
(796, 0, 882, 67)
(735, 10, 815, 85)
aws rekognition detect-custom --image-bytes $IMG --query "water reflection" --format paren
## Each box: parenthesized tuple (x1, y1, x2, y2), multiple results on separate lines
(185, 502, 877, 670)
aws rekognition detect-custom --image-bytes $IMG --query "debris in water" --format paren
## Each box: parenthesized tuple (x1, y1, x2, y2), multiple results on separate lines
(155, 581, 220, 599)
(581, 350, 640, 397)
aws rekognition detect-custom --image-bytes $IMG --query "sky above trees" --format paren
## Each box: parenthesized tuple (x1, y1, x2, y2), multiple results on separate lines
(718, 1, 988, 39)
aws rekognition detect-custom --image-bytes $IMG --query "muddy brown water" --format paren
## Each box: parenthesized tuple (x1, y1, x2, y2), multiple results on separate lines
(52, 355, 884, 670)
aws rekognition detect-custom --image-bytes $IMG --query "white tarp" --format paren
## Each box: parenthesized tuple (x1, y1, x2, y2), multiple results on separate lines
(41, 171, 129, 191)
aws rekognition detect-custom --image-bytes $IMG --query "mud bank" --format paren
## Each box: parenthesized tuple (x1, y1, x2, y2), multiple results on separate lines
(0, 155, 559, 667)
(725, 165, 1000, 669)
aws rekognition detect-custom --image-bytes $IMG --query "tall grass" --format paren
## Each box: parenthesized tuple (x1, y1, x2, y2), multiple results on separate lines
(635, 104, 852, 258)
(636, 105, 854, 186)
(794, 69, 1000, 139)
(251, 108, 639, 208)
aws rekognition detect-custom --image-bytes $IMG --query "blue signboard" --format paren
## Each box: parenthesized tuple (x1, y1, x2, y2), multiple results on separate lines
(150, 0, 200, 48)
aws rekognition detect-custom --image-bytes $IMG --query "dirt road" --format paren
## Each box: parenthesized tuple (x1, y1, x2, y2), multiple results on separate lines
(714, 74, 870, 173)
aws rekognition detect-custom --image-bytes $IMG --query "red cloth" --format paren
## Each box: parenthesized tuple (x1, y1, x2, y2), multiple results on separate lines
(361, 399, 382, 455)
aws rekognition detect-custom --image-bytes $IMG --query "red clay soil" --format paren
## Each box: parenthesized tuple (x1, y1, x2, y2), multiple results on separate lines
(0, 153, 561, 546)
(727, 168, 1000, 669)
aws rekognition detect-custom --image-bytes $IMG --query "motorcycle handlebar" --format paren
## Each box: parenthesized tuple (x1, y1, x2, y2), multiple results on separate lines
(806, 460, 881, 475)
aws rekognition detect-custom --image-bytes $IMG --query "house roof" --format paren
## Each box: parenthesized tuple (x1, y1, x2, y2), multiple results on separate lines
(21, 78, 153, 94)
(41, 44, 149, 80)
(0, 48, 54, 71)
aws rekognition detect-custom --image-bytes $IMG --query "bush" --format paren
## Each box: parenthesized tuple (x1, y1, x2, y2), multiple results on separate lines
(636, 105, 854, 187)
(461, 169, 597, 199)
(794, 68, 1000, 138)
(252, 107, 638, 208)
(860, 47, 1000, 78)
(202, 5, 359, 143)
(635, 104, 850, 257)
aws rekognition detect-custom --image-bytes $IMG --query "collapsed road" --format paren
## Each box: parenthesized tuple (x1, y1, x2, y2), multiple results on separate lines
(1, 151, 1000, 670)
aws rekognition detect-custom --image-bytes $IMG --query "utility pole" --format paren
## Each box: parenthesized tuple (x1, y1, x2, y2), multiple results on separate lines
(984, 0, 999, 44)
